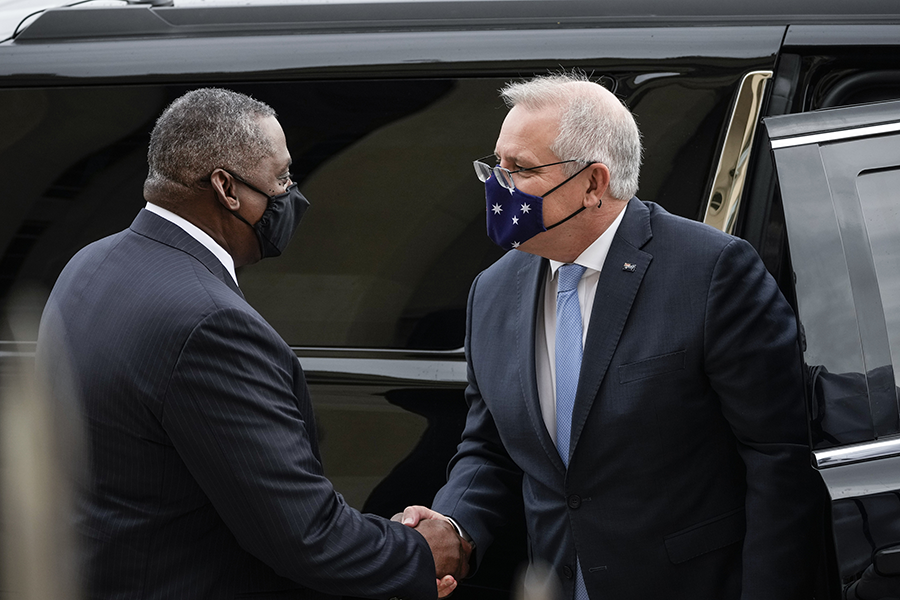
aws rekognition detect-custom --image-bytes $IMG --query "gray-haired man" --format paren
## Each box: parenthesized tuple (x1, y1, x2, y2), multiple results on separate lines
(401, 73, 822, 600)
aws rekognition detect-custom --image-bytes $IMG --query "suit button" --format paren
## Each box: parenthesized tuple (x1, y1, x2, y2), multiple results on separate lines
(567, 494, 582, 509)
(563, 565, 574, 579)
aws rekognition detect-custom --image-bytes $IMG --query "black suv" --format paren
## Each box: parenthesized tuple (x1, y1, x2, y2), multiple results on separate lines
(2, 1, 900, 598)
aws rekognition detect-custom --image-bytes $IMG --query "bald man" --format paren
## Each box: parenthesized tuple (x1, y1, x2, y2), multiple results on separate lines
(400, 73, 822, 599)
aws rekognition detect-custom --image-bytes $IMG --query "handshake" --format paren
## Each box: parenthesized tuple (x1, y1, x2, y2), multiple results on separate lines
(392, 506, 473, 598)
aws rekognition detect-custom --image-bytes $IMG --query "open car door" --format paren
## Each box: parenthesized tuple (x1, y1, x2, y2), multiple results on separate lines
(766, 100, 900, 599)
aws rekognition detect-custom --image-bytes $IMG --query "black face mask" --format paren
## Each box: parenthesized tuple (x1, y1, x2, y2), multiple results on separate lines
(225, 170, 310, 259)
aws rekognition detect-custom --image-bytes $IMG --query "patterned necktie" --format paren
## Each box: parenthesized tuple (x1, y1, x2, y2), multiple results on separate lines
(555, 263, 587, 466)
(554, 263, 590, 600)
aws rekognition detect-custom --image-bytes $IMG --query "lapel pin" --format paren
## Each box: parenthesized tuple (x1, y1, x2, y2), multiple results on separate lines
(623, 263, 636, 272)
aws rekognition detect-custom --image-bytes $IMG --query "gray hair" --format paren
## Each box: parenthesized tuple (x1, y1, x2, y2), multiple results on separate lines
(146, 88, 277, 188)
(500, 72, 643, 200)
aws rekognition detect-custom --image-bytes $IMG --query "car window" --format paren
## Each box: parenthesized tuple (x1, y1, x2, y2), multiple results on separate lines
(767, 101, 900, 447)
(856, 168, 900, 393)
(0, 70, 750, 349)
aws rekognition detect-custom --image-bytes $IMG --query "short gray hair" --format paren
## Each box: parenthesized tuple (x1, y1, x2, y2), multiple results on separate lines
(500, 72, 643, 200)
(146, 88, 277, 188)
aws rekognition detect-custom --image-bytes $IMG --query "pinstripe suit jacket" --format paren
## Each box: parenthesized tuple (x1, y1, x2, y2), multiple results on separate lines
(36, 209, 436, 600)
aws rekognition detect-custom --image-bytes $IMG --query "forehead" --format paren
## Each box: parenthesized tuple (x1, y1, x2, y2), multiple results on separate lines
(495, 104, 560, 162)
(256, 115, 291, 168)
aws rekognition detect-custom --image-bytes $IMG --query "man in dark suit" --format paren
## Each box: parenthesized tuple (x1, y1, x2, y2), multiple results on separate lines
(36, 88, 468, 600)
(399, 73, 822, 598)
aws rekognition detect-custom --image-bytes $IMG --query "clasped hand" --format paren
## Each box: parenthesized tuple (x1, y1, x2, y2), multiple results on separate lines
(392, 506, 472, 598)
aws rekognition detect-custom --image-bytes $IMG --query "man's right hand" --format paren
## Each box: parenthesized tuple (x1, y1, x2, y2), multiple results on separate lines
(412, 517, 473, 581)
(393, 507, 472, 582)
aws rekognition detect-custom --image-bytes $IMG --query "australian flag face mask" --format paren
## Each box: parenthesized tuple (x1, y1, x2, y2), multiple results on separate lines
(484, 163, 593, 251)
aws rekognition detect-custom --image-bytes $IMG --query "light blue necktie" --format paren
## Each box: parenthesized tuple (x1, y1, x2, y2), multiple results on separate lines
(555, 263, 586, 465)
(554, 263, 590, 600)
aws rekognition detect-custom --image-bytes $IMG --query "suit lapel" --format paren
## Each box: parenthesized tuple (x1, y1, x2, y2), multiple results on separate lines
(516, 257, 567, 475)
(130, 209, 245, 299)
(569, 199, 653, 459)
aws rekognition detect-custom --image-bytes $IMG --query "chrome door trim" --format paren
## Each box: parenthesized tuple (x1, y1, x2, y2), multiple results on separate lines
(770, 121, 900, 149)
(292, 347, 467, 384)
(814, 435, 900, 469)
(817, 453, 900, 499)
(298, 355, 467, 383)
(703, 70, 772, 234)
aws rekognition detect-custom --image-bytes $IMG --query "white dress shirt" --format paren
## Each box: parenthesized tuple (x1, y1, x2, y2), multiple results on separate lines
(144, 202, 239, 287)
(535, 204, 628, 443)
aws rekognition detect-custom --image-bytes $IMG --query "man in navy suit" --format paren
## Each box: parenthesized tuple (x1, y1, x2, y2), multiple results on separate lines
(399, 73, 822, 599)
(36, 88, 468, 600)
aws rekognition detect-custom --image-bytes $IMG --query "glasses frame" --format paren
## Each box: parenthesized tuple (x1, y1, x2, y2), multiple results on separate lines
(473, 155, 590, 191)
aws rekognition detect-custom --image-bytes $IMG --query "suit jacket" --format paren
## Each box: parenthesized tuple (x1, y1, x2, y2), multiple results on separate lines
(432, 199, 822, 600)
(36, 209, 436, 600)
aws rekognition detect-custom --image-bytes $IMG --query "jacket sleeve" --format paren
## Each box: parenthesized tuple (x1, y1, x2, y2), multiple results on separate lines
(162, 306, 437, 600)
(432, 271, 524, 569)
(704, 238, 824, 600)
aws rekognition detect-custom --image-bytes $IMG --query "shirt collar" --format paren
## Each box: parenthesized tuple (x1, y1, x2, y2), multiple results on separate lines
(549, 201, 628, 278)
(144, 202, 239, 286)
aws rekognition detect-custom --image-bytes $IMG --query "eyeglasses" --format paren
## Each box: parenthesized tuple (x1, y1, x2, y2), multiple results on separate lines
(473, 155, 589, 191)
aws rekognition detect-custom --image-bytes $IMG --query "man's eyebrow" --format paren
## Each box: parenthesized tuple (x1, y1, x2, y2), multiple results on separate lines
(497, 152, 523, 165)
(498, 151, 536, 168)
(510, 156, 537, 169)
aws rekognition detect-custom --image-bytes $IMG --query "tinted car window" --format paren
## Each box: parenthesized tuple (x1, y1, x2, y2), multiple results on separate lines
(856, 167, 900, 425)
(0, 71, 748, 349)
(243, 79, 506, 350)
(857, 168, 900, 356)
(0, 80, 506, 350)
(769, 104, 900, 447)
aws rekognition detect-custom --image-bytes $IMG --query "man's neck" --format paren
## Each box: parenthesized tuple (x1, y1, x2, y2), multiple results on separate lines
(144, 202, 239, 286)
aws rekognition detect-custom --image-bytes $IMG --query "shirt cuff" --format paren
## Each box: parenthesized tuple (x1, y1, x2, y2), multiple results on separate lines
(446, 516, 476, 549)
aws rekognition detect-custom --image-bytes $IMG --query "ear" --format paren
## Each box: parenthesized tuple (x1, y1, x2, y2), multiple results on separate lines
(583, 163, 610, 208)
(209, 168, 241, 211)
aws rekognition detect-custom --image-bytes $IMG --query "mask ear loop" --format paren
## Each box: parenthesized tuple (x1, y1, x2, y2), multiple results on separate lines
(221, 169, 266, 232)
(540, 162, 596, 197)
(223, 168, 273, 200)
(546, 206, 587, 230)
(542, 162, 598, 230)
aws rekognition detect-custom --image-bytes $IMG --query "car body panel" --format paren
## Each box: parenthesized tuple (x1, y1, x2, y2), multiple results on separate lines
(1, 25, 783, 84)
(767, 98, 900, 596)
